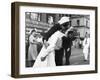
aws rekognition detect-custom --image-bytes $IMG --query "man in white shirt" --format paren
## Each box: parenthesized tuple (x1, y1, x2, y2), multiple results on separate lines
(83, 33, 90, 61)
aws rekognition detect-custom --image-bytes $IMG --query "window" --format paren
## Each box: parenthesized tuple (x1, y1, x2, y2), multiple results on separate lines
(77, 20, 80, 26)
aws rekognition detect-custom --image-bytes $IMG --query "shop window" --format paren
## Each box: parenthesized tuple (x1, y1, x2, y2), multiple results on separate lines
(30, 13, 41, 21)
(25, 12, 31, 20)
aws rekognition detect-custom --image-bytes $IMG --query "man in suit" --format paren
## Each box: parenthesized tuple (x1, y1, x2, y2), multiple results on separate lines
(43, 16, 71, 66)
(62, 31, 76, 65)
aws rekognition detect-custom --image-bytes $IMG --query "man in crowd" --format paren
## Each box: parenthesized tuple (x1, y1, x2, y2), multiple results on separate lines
(62, 31, 76, 65)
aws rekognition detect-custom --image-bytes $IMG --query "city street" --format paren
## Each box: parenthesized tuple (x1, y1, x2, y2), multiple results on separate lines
(63, 47, 89, 65)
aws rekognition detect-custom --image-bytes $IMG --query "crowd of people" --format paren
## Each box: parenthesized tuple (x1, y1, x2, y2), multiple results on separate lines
(26, 16, 90, 68)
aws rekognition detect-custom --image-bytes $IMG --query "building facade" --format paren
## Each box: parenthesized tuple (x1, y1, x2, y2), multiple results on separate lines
(25, 12, 66, 42)
(25, 13, 90, 42)
(71, 15, 90, 38)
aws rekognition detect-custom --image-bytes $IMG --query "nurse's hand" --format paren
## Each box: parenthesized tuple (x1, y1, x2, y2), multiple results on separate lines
(65, 26, 74, 36)
(41, 56, 47, 61)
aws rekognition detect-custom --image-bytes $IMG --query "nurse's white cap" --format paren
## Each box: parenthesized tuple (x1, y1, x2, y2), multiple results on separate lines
(58, 16, 70, 25)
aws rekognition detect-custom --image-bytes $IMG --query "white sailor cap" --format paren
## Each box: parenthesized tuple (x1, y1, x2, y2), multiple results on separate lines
(58, 16, 70, 25)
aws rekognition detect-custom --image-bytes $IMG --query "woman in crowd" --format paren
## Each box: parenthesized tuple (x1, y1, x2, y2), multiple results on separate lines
(27, 29, 38, 67)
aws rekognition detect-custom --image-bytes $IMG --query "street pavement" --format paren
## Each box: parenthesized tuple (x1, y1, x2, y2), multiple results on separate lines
(63, 47, 89, 65)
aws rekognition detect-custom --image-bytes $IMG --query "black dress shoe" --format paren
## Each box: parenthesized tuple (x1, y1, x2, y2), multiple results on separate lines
(84, 60, 87, 61)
